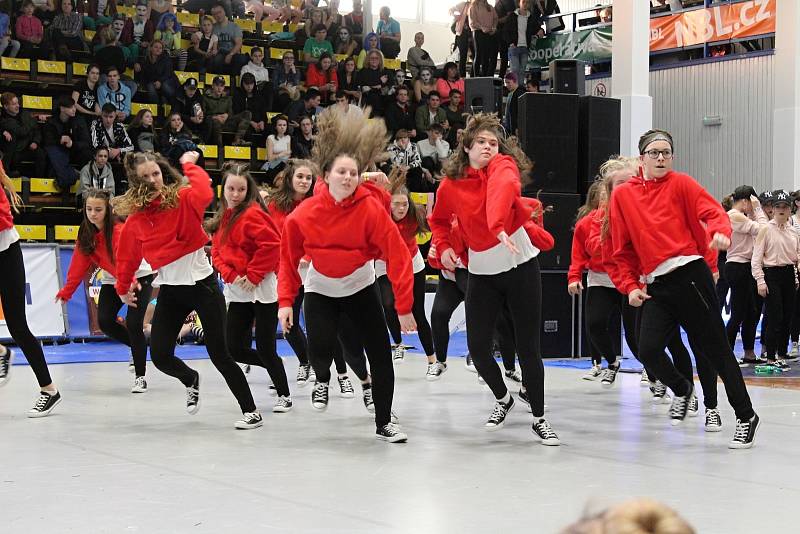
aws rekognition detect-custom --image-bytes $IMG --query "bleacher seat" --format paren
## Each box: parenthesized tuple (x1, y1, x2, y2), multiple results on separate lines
(30, 178, 79, 194)
(15, 224, 47, 241)
(73, 63, 88, 76)
(224, 146, 251, 160)
(175, 71, 201, 86)
(256, 147, 267, 160)
(37, 60, 67, 76)
(198, 145, 219, 159)
(22, 95, 53, 111)
(131, 102, 159, 117)
(262, 21, 284, 34)
(236, 19, 257, 33)
(118, 5, 135, 17)
(270, 48, 293, 61)
(9, 178, 22, 193)
(177, 11, 199, 27)
(384, 58, 402, 70)
(54, 225, 80, 241)
(2, 57, 31, 74)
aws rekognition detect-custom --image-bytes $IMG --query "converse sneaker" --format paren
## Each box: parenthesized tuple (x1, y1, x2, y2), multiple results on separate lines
(518, 388, 532, 412)
(390, 410, 399, 424)
(0, 347, 13, 387)
(337, 375, 355, 398)
(128, 356, 135, 374)
(186, 373, 200, 415)
(362, 386, 375, 413)
(312, 381, 329, 411)
(426, 362, 447, 381)
(640, 369, 650, 386)
(392, 344, 406, 364)
(376, 422, 408, 443)
(308, 366, 317, 383)
(465, 353, 477, 372)
(485, 396, 515, 431)
(532, 418, 561, 446)
(652, 381, 670, 404)
(582, 364, 602, 381)
(131, 376, 147, 394)
(600, 362, 620, 388)
(27, 390, 62, 418)
(235, 411, 263, 430)
(705, 408, 723, 432)
(773, 359, 791, 370)
(273, 396, 293, 413)
(504, 369, 522, 383)
(688, 395, 699, 417)
(790, 342, 799, 357)
(477, 374, 486, 385)
(669, 386, 694, 426)
(728, 414, 760, 449)
(296, 364, 311, 386)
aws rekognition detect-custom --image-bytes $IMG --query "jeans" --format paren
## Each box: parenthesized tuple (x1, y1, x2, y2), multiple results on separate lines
(508, 45, 529, 81)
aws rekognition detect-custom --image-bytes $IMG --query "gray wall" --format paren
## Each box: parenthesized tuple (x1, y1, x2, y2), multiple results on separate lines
(586, 53, 775, 200)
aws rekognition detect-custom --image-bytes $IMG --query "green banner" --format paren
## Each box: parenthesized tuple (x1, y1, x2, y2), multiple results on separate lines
(527, 28, 613, 69)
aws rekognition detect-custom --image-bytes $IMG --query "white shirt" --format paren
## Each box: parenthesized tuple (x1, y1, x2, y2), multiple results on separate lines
(224, 272, 278, 304)
(101, 259, 156, 286)
(240, 62, 270, 84)
(0, 226, 20, 253)
(268, 134, 291, 157)
(417, 138, 450, 161)
(305, 260, 375, 298)
(157, 248, 214, 286)
(516, 10, 530, 47)
(644, 255, 702, 284)
(587, 270, 615, 289)
(375, 250, 425, 278)
(468, 226, 539, 275)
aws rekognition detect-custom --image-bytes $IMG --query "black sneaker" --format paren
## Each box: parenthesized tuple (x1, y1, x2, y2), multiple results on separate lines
(652, 381, 670, 404)
(705, 408, 723, 432)
(337, 375, 355, 398)
(27, 390, 62, 418)
(518, 388, 532, 413)
(312, 381, 329, 411)
(729, 413, 760, 449)
(504, 369, 522, 383)
(669, 386, 694, 426)
(485, 396, 515, 431)
(235, 411, 263, 430)
(600, 362, 620, 388)
(376, 422, 408, 443)
(273, 396, 293, 413)
(688, 395, 699, 417)
(465, 353, 477, 373)
(426, 362, 447, 381)
(362, 385, 375, 413)
(0, 347, 13, 387)
(296, 364, 311, 387)
(531, 418, 561, 446)
(186, 373, 200, 415)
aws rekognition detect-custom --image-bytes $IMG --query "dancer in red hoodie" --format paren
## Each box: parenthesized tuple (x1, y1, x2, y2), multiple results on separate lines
(608, 129, 758, 448)
(207, 163, 292, 414)
(429, 113, 559, 446)
(0, 162, 60, 417)
(56, 188, 155, 393)
(277, 109, 415, 443)
(112, 151, 262, 430)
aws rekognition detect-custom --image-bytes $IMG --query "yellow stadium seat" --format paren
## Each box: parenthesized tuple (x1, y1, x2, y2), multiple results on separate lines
(416, 231, 432, 245)
(262, 21, 284, 33)
(177, 12, 199, 26)
(55, 225, 80, 241)
(257, 147, 267, 160)
(384, 58, 402, 70)
(241, 45, 253, 55)
(179, 38, 191, 49)
(266, 111, 280, 122)
(15, 225, 46, 241)
(37, 60, 66, 75)
(164, 104, 171, 116)
(224, 146, 251, 160)
(205, 73, 230, 87)
(334, 54, 348, 63)
(131, 102, 159, 116)
(9, 178, 21, 192)
(410, 192, 430, 206)
(198, 144, 218, 158)
(125, 68, 134, 78)
(174, 71, 200, 86)
(236, 18, 257, 32)
(270, 47, 292, 60)
(118, 5, 134, 17)
(1, 57, 30, 72)
(288, 23, 300, 33)
(84, 29, 95, 40)
(30, 178, 79, 193)
(216, 185, 221, 197)
(22, 95, 52, 110)
(73, 63, 89, 76)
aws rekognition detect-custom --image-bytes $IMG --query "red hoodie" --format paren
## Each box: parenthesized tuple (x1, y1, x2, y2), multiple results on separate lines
(521, 197, 554, 252)
(115, 162, 213, 296)
(211, 203, 281, 285)
(267, 199, 302, 236)
(608, 170, 730, 295)
(396, 215, 421, 258)
(57, 223, 122, 301)
(278, 182, 414, 314)
(567, 211, 599, 285)
(429, 154, 532, 254)
(429, 215, 469, 271)
(0, 161, 14, 232)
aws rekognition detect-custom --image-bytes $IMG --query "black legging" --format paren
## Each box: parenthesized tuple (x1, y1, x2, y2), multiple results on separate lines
(493, 306, 518, 372)
(97, 275, 154, 377)
(377, 271, 435, 357)
(336, 307, 370, 381)
(455, 28, 473, 79)
(763, 265, 796, 358)
(466, 258, 545, 416)
(585, 286, 621, 366)
(472, 30, 497, 78)
(725, 261, 762, 351)
(303, 283, 395, 428)
(227, 300, 290, 398)
(149, 274, 256, 413)
(0, 241, 51, 387)
(430, 269, 468, 363)
(284, 287, 309, 366)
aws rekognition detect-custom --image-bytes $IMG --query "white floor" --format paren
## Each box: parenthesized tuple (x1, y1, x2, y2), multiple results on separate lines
(1, 355, 799, 533)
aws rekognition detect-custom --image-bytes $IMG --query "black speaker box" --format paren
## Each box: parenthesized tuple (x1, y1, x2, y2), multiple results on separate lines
(549, 59, 586, 95)
(518, 92, 579, 193)
(575, 280, 623, 358)
(578, 96, 621, 191)
(464, 77, 503, 114)
(540, 271, 576, 358)
(523, 191, 581, 270)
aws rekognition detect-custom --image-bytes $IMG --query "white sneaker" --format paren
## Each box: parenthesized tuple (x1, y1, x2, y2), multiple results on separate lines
(392, 344, 406, 364)
(128, 356, 135, 374)
(337, 375, 355, 398)
(235, 411, 263, 430)
(425, 362, 447, 381)
(504, 369, 522, 383)
(465, 354, 477, 373)
(273, 396, 293, 413)
(640, 369, 650, 387)
(790, 342, 799, 357)
(582, 364, 602, 381)
(131, 376, 147, 394)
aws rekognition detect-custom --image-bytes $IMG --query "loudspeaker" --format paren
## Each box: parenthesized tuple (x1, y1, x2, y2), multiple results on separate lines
(518, 92, 579, 193)
(523, 191, 581, 270)
(464, 77, 503, 114)
(575, 282, 623, 358)
(540, 271, 576, 358)
(549, 59, 585, 95)
(579, 96, 621, 192)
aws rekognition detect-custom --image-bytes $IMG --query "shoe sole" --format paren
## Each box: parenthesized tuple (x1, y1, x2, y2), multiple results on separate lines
(705, 424, 723, 433)
(364, 402, 375, 413)
(601, 378, 617, 388)
(131, 387, 147, 394)
(728, 417, 760, 449)
(340, 391, 355, 398)
(187, 402, 200, 415)
(485, 400, 514, 431)
(312, 402, 329, 411)
(296, 379, 308, 388)
(376, 434, 408, 443)
(27, 395, 62, 418)
(272, 406, 293, 413)
(582, 375, 600, 381)
(0, 349, 14, 387)
(465, 365, 477, 373)
(531, 430, 561, 446)
(393, 358, 404, 364)
(235, 420, 264, 430)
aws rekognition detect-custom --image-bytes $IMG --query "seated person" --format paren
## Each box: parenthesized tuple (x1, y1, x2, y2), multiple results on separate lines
(203, 74, 252, 146)
(386, 129, 435, 192)
(171, 77, 212, 143)
(43, 94, 92, 189)
(305, 53, 338, 104)
(415, 90, 447, 140)
(416, 123, 450, 176)
(290, 114, 315, 159)
(89, 103, 134, 164)
(333, 26, 359, 57)
(406, 32, 436, 79)
(261, 114, 291, 182)
(78, 146, 115, 202)
(286, 88, 322, 127)
(97, 66, 132, 121)
(383, 86, 416, 139)
(333, 90, 363, 117)
(272, 50, 302, 113)
(375, 6, 401, 59)
(134, 39, 180, 104)
(302, 23, 333, 63)
(0, 91, 46, 178)
(444, 89, 466, 146)
(208, 2, 248, 74)
(126, 109, 157, 152)
(233, 72, 268, 137)
(187, 15, 218, 73)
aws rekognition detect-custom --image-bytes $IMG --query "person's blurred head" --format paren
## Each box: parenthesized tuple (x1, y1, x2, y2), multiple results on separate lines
(58, 95, 77, 118)
(380, 6, 390, 20)
(274, 115, 289, 136)
(338, 27, 351, 43)
(0, 93, 19, 116)
(149, 40, 164, 59)
(449, 89, 462, 107)
(201, 16, 214, 34)
(241, 72, 256, 94)
(367, 50, 382, 69)
(250, 47, 263, 65)
(61, 0, 74, 14)
(304, 89, 321, 109)
(101, 103, 117, 128)
(282, 50, 295, 67)
(428, 123, 444, 143)
(366, 33, 379, 50)
(313, 24, 327, 41)
(183, 77, 198, 97)
(87, 64, 101, 84)
(414, 32, 424, 47)
(504, 72, 518, 91)
(395, 129, 410, 148)
(168, 112, 183, 131)
(106, 67, 120, 88)
(396, 86, 409, 105)
(135, 1, 148, 19)
(211, 3, 227, 24)
(212, 76, 226, 97)
(428, 91, 441, 110)
(318, 53, 333, 71)
(343, 56, 356, 72)
(94, 146, 109, 168)
(299, 116, 314, 136)
(444, 61, 459, 81)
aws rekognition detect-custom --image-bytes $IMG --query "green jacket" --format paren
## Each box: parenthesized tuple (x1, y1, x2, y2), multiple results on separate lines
(202, 90, 233, 117)
(415, 105, 447, 134)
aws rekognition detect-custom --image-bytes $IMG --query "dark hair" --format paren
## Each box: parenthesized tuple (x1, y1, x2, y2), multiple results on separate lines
(335, 89, 347, 100)
(428, 123, 444, 134)
(0, 92, 16, 107)
(449, 89, 462, 97)
(391, 184, 430, 236)
(87, 63, 101, 75)
(305, 88, 321, 101)
(105, 66, 119, 76)
(313, 23, 327, 34)
(130, 108, 153, 129)
(94, 146, 110, 157)
(241, 72, 256, 85)
(78, 188, 115, 263)
(443, 61, 459, 79)
(396, 86, 408, 96)
(638, 128, 674, 154)
(271, 159, 318, 213)
(732, 185, 757, 201)
(57, 94, 76, 109)
(101, 103, 117, 115)
(428, 90, 441, 100)
(395, 129, 410, 139)
(250, 46, 262, 55)
(298, 114, 313, 125)
(211, 2, 227, 12)
(205, 162, 267, 241)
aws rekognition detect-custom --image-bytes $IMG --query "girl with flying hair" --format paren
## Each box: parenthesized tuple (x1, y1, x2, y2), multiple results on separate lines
(429, 113, 559, 445)
(206, 162, 292, 414)
(112, 151, 262, 430)
(277, 108, 416, 443)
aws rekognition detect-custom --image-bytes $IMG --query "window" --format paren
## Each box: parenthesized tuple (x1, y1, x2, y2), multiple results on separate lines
(423, 1, 455, 25)
(370, 0, 419, 21)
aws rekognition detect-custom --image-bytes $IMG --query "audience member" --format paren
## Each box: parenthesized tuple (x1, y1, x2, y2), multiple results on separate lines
(157, 111, 197, 152)
(356, 31, 381, 69)
(384, 86, 416, 138)
(494, 0, 518, 78)
(134, 40, 180, 103)
(387, 70, 412, 100)
(406, 32, 436, 79)
(290, 114, 315, 159)
(187, 15, 218, 72)
(89, 103, 134, 165)
(415, 90, 447, 140)
(287, 88, 322, 126)
(502, 71, 524, 137)
(262, 114, 291, 180)
(81, 0, 118, 30)
(233, 72, 268, 137)
(337, 55, 361, 105)
(240, 46, 270, 87)
(444, 88, 466, 145)
(375, 6, 401, 59)
(126, 108, 156, 151)
(78, 146, 114, 201)
(72, 63, 102, 126)
(273, 50, 303, 113)
(505, 0, 541, 82)
(343, 0, 364, 36)
(302, 23, 333, 62)
(48, 0, 86, 60)
(97, 66, 132, 121)
(149, 0, 173, 25)
(414, 66, 438, 105)
(436, 61, 465, 106)
(155, 12, 188, 71)
(333, 90, 363, 117)
(469, 0, 498, 77)
(171, 77, 212, 143)
(333, 25, 359, 57)
(121, 2, 155, 60)
(203, 74, 251, 146)
(417, 123, 450, 176)
(14, 1, 42, 59)
(43, 94, 91, 189)
(305, 52, 338, 104)
(0, 91, 47, 177)
(209, 2, 248, 74)
(387, 128, 435, 192)
(450, 1, 473, 79)
(358, 49, 389, 116)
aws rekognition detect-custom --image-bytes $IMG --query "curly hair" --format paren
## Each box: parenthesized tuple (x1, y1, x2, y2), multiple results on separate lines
(111, 152, 185, 217)
(269, 159, 318, 213)
(598, 155, 640, 240)
(441, 113, 532, 182)
(311, 106, 390, 175)
(78, 189, 115, 261)
(204, 162, 267, 240)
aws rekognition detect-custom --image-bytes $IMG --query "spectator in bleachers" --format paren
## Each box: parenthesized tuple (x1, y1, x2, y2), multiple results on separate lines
(322, 0, 343, 36)
(504, 0, 541, 83)
(414, 66, 437, 106)
(43, 94, 92, 189)
(97, 66, 132, 121)
(89, 103, 133, 167)
(333, 25, 359, 57)
(149, 0, 173, 25)
(494, 0, 518, 79)
(157, 112, 196, 153)
(233, 72, 268, 137)
(155, 12, 188, 72)
(305, 52, 338, 104)
(444, 88, 465, 146)
(415, 90, 446, 141)
(450, 1, 473, 79)
(48, 0, 86, 60)
(72, 63, 101, 126)
(273, 50, 302, 113)
(417, 122, 450, 177)
(469, 0, 498, 77)
(0, 12, 19, 58)
(239, 46, 270, 87)
(93, 23, 127, 72)
(406, 32, 435, 80)
(525, 75, 540, 92)
(343, 0, 364, 36)
(286, 88, 322, 126)
(358, 49, 389, 116)
(126, 108, 156, 151)
(356, 31, 380, 69)
(375, 6, 401, 59)
(502, 71, 524, 137)
(290, 114, 314, 159)
(384, 85, 416, 139)
(387, 128, 435, 193)
(386, 70, 412, 103)
(183, 0, 232, 18)
(337, 55, 361, 105)
(187, 16, 217, 73)
(79, 0, 117, 30)
(204, 74, 252, 146)
(78, 146, 114, 201)
(15, 1, 45, 59)
(120, 3, 156, 62)
(302, 23, 333, 63)
(262, 113, 291, 181)
(435, 61, 465, 107)
(135, 40, 180, 103)
(0, 91, 47, 178)
(294, 6, 324, 51)
(209, 2, 248, 74)
(333, 90, 362, 117)
(170, 77, 212, 143)
(32, 0, 57, 26)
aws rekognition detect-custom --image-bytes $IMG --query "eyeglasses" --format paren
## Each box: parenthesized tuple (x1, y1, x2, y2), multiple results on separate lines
(644, 149, 673, 159)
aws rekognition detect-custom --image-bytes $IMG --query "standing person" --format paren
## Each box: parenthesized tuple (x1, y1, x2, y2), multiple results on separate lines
(751, 190, 798, 369)
(112, 151, 263, 429)
(56, 189, 155, 393)
(502, 72, 524, 137)
(0, 162, 61, 416)
(375, 6, 401, 59)
(450, 1, 473, 79)
(207, 163, 292, 413)
(468, 0, 498, 78)
(789, 191, 800, 358)
(493, 0, 517, 79)
(608, 129, 759, 448)
(429, 113, 559, 445)
(277, 109, 416, 443)
(504, 0, 542, 82)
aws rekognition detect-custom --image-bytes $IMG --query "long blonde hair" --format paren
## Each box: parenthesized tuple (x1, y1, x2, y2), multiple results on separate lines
(576, 180, 602, 222)
(111, 152, 186, 216)
(0, 162, 21, 213)
(311, 106, 389, 174)
(599, 155, 640, 240)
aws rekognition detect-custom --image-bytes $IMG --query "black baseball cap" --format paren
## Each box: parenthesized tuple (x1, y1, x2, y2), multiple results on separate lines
(183, 77, 198, 88)
(731, 185, 756, 201)
(212, 75, 226, 86)
(772, 190, 792, 207)
(760, 190, 775, 205)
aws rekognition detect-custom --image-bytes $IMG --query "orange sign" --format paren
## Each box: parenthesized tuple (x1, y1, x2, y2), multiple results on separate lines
(650, 0, 775, 52)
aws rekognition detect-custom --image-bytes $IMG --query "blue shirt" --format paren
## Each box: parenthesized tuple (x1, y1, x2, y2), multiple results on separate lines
(97, 82, 132, 118)
(376, 18, 400, 37)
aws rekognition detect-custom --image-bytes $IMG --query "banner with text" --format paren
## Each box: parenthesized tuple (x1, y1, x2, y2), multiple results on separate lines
(527, 27, 613, 69)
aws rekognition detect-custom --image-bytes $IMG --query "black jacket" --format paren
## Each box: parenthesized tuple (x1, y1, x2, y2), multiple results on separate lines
(43, 114, 90, 148)
(503, 9, 543, 48)
(136, 53, 179, 86)
(171, 90, 205, 123)
(503, 86, 525, 137)
(232, 88, 268, 124)
(383, 102, 416, 135)
(0, 110, 41, 148)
